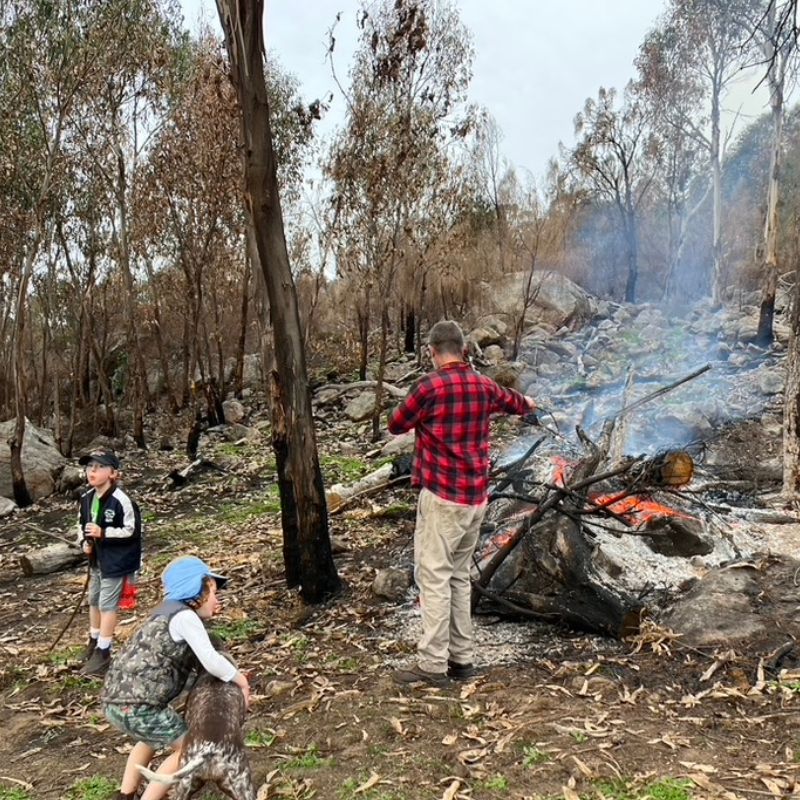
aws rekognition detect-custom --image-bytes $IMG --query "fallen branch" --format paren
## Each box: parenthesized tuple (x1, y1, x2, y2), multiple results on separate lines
(328, 474, 411, 515)
(315, 381, 407, 402)
(608, 363, 711, 423)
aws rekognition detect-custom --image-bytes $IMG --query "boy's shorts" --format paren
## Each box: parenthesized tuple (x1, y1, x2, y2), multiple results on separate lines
(88, 569, 127, 612)
(103, 703, 187, 748)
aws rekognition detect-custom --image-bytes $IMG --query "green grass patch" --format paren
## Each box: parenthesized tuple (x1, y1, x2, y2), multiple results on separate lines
(59, 674, 102, 692)
(48, 646, 83, 666)
(521, 744, 550, 767)
(65, 775, 117, 800)
(246, 728, 277, 748)
(210, 618, 265, 644)
(284, 744, 333, 770)
(646, 778, 693, 800)
(0, 788, 33, 800)
(379, 502, 414, 518)
(593, 779, 636, 800)
(571, 730, 589, 744)
(320, 454, 370, 484)
(324, 655, 361, 672)
(481, 774, 509, 792)
(216, 490, 282, 521)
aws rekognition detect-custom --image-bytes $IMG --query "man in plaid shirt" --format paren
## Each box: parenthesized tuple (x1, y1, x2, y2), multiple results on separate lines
(388, 320, 536, 687)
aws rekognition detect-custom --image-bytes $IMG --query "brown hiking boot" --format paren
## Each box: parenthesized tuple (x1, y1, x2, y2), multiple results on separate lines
(392, 665, 450, 688)
(81, 646, 111, 676)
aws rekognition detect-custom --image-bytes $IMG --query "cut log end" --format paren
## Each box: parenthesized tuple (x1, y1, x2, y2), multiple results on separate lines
(18, 542, 83, 577)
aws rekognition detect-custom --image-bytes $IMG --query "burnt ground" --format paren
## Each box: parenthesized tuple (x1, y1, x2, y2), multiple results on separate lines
(0, 407, 798, 800)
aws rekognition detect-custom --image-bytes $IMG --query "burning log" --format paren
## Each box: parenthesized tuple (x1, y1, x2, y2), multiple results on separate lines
(472, 372, 703, 639)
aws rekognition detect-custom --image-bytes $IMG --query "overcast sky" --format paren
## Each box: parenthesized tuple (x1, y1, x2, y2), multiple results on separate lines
(181, 1, 772, 181)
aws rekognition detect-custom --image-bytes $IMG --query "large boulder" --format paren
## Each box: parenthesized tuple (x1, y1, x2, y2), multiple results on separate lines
(481, 271, 595, 331)
(0, 419, 65, 501)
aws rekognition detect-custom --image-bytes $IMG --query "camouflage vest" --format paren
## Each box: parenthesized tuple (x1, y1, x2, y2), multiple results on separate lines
(101, 600, 200, 707)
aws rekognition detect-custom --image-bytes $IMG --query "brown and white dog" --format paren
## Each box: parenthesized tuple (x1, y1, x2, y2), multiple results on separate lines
(138, 669, 256, 800)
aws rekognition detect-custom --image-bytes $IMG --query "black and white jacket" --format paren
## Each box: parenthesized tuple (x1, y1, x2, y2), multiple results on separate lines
(76, 485, 142, 578)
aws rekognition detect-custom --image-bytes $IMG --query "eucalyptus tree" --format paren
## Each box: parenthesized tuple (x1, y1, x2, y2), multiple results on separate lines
(141, 35, 314, 412)
(70, 0, 185, 447)
(215, 0, 340, 602)
(0, 0, 118, 503)
(325, 0, 473, 436)
(743, 0, 799, 344)
(637, 0, 754, 304)
(636, 27, 710, 300)
(570, 85, 656, 303)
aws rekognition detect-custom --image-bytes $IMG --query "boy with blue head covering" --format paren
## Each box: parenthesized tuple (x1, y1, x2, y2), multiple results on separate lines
(101, 556, 250, 800)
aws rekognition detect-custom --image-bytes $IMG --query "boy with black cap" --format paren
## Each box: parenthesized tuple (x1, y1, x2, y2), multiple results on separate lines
(76, 447, 142, 676)
(101, 555, 250, 800)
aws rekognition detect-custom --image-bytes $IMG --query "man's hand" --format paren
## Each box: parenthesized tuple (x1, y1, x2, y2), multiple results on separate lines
(524, 396, 536, 412)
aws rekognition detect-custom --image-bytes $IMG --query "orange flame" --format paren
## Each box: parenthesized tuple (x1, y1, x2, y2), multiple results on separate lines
(590, 492, 696, 525)
(548, 458, 696, 526)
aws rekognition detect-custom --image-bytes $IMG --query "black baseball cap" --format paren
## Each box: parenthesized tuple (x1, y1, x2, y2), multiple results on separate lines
(78, 448, 120, 470)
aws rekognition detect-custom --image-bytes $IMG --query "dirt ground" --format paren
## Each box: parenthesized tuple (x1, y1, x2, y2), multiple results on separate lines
(0, 411, 798, 800)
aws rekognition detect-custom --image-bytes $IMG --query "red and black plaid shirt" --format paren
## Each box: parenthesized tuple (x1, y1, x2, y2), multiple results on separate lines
(388, 362, 530, 506)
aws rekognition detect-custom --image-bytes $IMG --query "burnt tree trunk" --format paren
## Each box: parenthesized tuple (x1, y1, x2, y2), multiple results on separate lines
(216, 0, 339, 602)
(404, 308, 416, 353)
(271, 372, 300, 588)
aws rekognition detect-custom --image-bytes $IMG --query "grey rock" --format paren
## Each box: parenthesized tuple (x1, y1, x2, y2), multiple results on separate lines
(222, 399, 246, 424)
(373, 567, 412, 601)
(0, 418, 65, 501)
(0, 497, 16, 517)
(381, 430, 416, 457)
(344, 392, 378, 422)
(482, 345, 505, 365)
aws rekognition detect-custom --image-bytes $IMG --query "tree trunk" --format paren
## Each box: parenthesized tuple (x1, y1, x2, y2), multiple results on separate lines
(710, 87, 724, 305)
(403, 308, 415, 353)
(216, 0, 340, 602)
(371, 305, 390, 442)
(756, 67, 784, 346)
(270, 371, 300, 588)
(782, 254, 800, 499)
(234, 253, 251, 398)
(623, 205, 639, 304)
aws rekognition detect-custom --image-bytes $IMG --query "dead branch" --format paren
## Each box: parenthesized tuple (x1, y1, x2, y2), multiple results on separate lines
(608, 363, 711, 423)
(328, 474, 411, 515)
(315, 381, 407, 402)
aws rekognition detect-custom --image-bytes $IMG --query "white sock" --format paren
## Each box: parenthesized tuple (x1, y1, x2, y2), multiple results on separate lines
(97, 636, 112, 650)
(90, 629, 100, 640)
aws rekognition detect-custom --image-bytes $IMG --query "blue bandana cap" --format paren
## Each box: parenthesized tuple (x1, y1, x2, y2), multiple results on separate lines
(162, 556, 228, 602)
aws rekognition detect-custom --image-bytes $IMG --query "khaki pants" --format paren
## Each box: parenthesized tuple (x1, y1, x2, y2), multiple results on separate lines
(414, 488, 487, 674)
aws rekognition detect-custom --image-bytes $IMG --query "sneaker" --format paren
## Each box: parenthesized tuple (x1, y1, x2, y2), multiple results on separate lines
(81, 646, 111, 676)
(447, 660, 477, 681)
(82, 636, 98, 663)
(392, 665, 450, 688)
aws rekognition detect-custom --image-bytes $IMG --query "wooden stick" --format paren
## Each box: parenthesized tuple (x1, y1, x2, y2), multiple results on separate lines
(20, 521, 81, 549)
(608, 363, 712, 423)
(48, 561, 91, 652)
